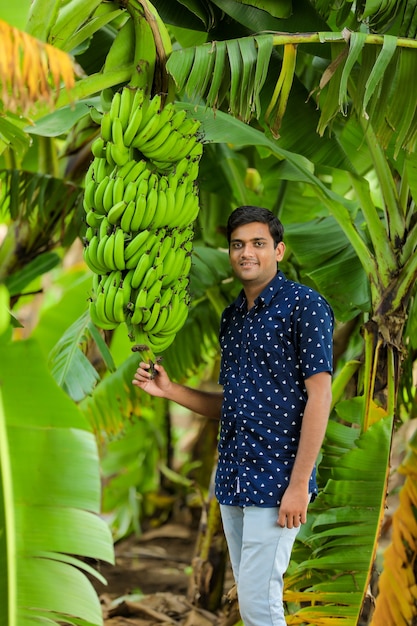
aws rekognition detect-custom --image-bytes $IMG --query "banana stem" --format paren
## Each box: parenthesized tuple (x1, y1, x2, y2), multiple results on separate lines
(123, 0, 173, 99)
(348, 171, 397, 282)
(361, 120, 404, 244)
(270, 31, 417, 50)
(122, 0, 156, 92)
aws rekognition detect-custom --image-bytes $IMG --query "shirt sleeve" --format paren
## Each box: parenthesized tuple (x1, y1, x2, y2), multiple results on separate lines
(293, 293, 334, 379)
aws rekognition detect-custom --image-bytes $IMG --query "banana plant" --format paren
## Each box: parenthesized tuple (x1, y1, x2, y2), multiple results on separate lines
(0, 315, 114, 626)
(2, 0, 417, 624)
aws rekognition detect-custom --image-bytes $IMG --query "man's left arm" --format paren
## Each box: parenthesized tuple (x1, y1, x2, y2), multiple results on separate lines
(277, 371, 332, 528)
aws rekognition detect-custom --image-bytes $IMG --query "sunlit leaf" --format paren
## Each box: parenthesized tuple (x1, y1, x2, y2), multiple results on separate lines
(0, 340, 113, 625)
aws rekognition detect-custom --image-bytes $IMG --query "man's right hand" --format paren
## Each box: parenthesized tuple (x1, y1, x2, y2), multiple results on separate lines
(132, 361, 172, 398)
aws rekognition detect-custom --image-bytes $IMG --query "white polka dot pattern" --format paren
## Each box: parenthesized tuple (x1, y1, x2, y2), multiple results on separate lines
(215, 271, 334, 507)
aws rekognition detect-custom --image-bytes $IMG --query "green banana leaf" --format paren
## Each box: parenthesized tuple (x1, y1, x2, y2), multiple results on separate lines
(48, 311, 102, 402)
(0, 339, 114, 626)
(284, 217, 371, 321)
(285, 404, 393, 624)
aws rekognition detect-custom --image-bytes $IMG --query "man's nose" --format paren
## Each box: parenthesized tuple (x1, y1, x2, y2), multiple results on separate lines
(241, 244, 254, 255)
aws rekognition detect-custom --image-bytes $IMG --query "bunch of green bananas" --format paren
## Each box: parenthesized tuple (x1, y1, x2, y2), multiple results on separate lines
(82, 86, 203, 354)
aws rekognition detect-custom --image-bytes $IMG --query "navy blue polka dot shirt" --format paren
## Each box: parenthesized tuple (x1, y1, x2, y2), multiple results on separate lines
(215, 271, 334, 507)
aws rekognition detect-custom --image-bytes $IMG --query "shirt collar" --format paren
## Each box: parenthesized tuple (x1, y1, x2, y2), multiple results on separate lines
(234, 270, 286, 310)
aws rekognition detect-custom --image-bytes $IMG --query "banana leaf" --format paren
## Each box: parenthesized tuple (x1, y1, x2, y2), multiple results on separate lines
(285, 407, 393, 624)
(371, 428, 417, 625)
(0, 339, 114, 626)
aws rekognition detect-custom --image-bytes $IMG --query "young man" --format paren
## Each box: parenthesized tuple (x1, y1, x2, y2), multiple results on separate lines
(133, 205, 334, 625)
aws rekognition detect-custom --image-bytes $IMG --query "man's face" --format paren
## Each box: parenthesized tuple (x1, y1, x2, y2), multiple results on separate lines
(229, 221, 285, 290)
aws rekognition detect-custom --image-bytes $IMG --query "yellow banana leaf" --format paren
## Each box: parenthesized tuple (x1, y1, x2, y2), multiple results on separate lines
(0, 19, 75, 114)
(371, 430, 417, 625)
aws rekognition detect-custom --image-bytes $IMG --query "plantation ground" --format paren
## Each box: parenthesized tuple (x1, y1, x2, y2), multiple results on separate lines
(94, 520, 237, 626)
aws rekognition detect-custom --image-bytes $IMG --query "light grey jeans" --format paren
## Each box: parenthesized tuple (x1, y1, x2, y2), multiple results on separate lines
(220, 504, 300, 626)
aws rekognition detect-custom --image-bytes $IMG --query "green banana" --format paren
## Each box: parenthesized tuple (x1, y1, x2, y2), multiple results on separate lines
(119, 87, 134, 131)
(130, 179, 148, 231)
(137, 93, 162, 131)
(104, 274, 119, 324)
(103, 233, 117, 271)
(123, 105, 144, 146)
(114, 159, 136, 181)
(187, 158, 200, 183)
(124, 229, 154, 261)
(84, 163, 94, 187)
(168, 133, 197, 162)
(149, 130, 180, 163)
(85, 209, 103, 229)
(108, 141, 130, 167)
(164, 296, 189, 333)
(139, 185, 158, 229)
(112, 177, 125, 205)
(123, 180, 137, 204)
(113, 284, 126, 323)
(131, 252, 152, 289)
(122, 269, 134, 307)
(142, 299, 160, 332)
(125, 242, 149, 270)
(89, 299, 118, 330)
(179, 252, 192, 277)
(129, 284, 148, 325)
(170, 109, 188, 131)
(96, 234, 108, 271)
(161, 247, 187, 287)
(120, 200, 136, 233)
(83, 179, 96, 211)
(94, 175, 110, 214)
(131, 100, 166, 148)
(113, 228, 126, 271)
(177, 191, 199, 228)
(111, 116, 125, 148)
(141, 122, 174, 160)
(96, 273, 113, 323)
(159, 286, 174, 309)
(145, 277, 163, 308)
(147, 332, 175, 353)
(163, 187, 176, 222)
(130, 87, 146, 113)
(97, 216, 109, 241)
(83, 236, 103, 274)
(139, 104, 175, 152)
(102, 178, 116, 213)
(178, 116, 201, 137)
(172, 179, 188, 216)
(152, 189, 167, 228)
(91, 136, 106, 159)
(123, 159, 147, 184)
(109, 91, 121, 123)
(130, 297, 146, 325)
(101, 112, 112, 142)
(173, 156, 191, 181)
(149, 303, 169, 334)
(94, 157, 111, 183)
(84, 226, 94, 243)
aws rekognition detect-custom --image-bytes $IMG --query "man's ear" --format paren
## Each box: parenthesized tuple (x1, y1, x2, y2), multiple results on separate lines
(276, 241, 286, 262)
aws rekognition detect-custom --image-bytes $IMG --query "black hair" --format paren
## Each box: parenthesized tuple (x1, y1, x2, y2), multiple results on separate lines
(226, 206, 284, 248)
